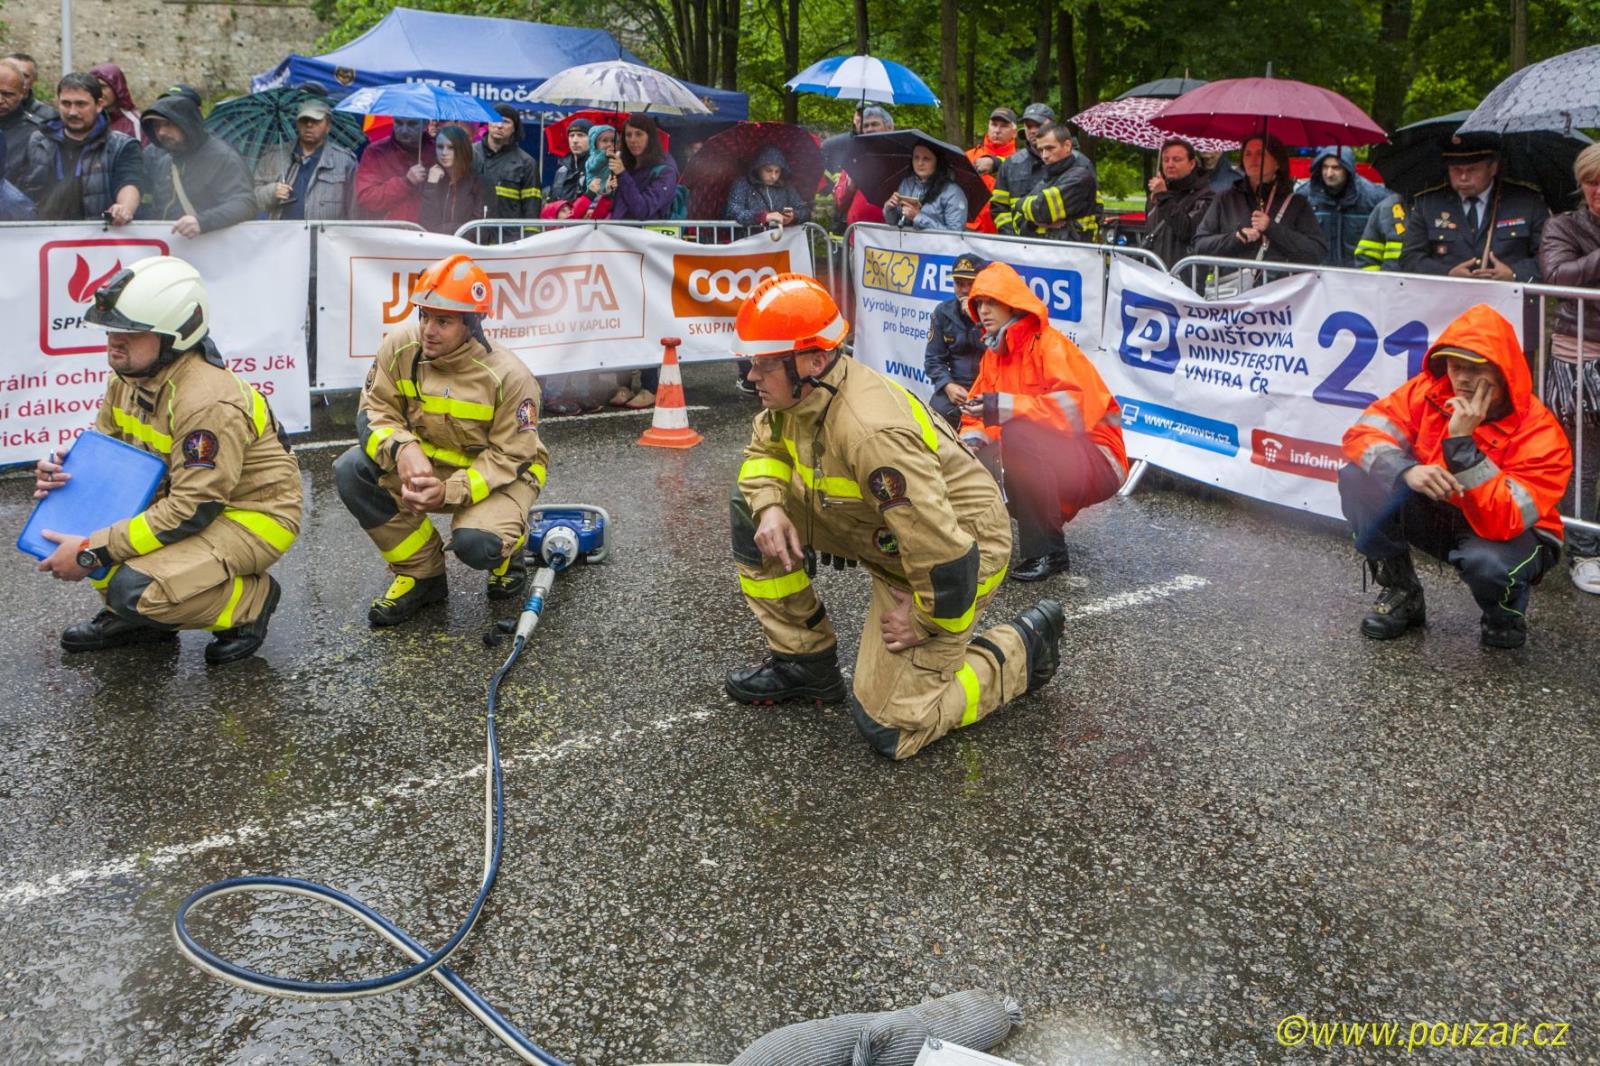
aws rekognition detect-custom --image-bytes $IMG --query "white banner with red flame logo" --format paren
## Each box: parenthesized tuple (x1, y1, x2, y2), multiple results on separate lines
(0, 221, 311, 464)
(313, 224, 812, 389)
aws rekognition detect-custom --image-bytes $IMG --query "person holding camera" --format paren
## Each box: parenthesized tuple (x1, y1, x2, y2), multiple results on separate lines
(1399, 132, 1547, 282)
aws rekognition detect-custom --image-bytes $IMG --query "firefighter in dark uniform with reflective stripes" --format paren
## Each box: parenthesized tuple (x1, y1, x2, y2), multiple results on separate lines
(34, 256, 301, 664)
(334, 254, 548, 626)
(725, 273, 1067, 760)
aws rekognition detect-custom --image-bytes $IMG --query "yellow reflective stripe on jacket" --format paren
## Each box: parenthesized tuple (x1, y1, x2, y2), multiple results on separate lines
(528, 462, 547, 487)
(740, 457, 795, 483)
(917, 564, 1009, 633)
(210, 577, 246, 631)
(419, 440, 474, 467)
(223, 508, 296, 552)
(127, 513, 162, 556)
(382, 520, 438, 563)
(467, 469, 490, 504)
(89, 564, 120, 591)
(249, 386, 269, 436)
(1042, 184, 1065, 222)
(739, 570, 812, 600)
(112, 406, 174, 453)
(395, 381, 496, 422)
(781, 437, 862, 499)
(955, 663, 981, 727)
(494, 185, 523, 199)
(891, 383, 939, 453)
(365, 425, 396, 461)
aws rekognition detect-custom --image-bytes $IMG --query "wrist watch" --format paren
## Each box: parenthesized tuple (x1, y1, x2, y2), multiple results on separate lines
(76, 539, 111, 570)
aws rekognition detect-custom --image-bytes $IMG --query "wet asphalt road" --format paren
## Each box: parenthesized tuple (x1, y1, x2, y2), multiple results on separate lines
(2, 364, 1598, 1065)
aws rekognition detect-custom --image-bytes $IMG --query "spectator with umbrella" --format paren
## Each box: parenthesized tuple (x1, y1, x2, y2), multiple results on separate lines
(1398, 133, 1546, 282)
(1537, 142, 1600, 592)
(1193, 134, 1325, 268)
(252, 98, 357, 221)
(545, 118, 593, 203)
(834, 105, 893, 228)
(565, 124, 619, 219)
(1143, 137, 1215, 266)
(683, 120, 821, 226)
(421, 124, 486, 234)
(1007, 123, 1098, 242)
(1299, 146, 1388, 268)
(606, 114, 681, 410)
(884, 142, 968, 232)
(343, 84, 501, 224)
(723, 145, 812, 229)
(840, 129, 987, 232)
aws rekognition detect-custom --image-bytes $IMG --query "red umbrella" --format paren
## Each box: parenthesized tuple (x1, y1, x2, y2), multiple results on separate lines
(543, 109, 631, 155)
(681, 121, 823, 222)
(1151, 77, 1386, 147)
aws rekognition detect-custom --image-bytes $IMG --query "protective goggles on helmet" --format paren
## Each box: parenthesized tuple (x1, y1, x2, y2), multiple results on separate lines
(83, 268, 151, 332)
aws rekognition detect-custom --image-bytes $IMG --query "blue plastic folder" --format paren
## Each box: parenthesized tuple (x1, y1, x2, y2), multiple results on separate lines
(16, 431, 168, 561)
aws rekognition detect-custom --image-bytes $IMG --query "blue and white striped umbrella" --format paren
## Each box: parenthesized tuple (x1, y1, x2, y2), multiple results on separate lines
(335, 82, 501, 123)
(785, 55, 939, 107)
(529, 60, 712, 115)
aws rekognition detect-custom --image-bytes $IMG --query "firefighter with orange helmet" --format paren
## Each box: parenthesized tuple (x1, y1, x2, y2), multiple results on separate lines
(334, 253, 548, 626)
(727, 272, 1067, 759)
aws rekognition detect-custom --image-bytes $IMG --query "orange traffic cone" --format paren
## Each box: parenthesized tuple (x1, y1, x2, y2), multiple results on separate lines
(637, 337, 702, 449)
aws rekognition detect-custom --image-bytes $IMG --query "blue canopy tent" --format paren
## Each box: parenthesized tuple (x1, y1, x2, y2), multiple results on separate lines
(252, 7, 747, 119)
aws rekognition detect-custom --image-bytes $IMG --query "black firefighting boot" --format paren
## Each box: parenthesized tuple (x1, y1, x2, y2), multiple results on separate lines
(1360, 554, 1426, 640)
(206, 577, 281, 665)
(368, 573, 448, 627)
(725, 646, 849, 705)
(486, 550, 528, 602)
(1479, 612, 1527, 650)
(60, 610, 177, 653)
(1010, 598, 1065, 694)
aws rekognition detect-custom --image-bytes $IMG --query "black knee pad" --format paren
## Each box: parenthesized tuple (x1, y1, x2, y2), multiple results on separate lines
(105, 566, 157, 623)
(452, 527, 505, 571)
(333, 446, 399, 529)
(730, 484, 762, 566)
(847, 695, 901, 760)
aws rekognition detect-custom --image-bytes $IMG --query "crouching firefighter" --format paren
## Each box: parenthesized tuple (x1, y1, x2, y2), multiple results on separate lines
(335, 253, 548, 626)
(33, 256, 302, 664)
(725, 273, 1067, 760)
(1340, 303, 1571, 649)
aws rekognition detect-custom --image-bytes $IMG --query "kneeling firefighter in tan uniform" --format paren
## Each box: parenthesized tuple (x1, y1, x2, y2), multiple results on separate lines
(725, 273, 1067, 759)
(334, 253, 548, 626)
(33, 256, 302, 665)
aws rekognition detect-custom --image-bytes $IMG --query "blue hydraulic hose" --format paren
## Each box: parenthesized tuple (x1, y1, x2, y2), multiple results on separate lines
(173, 585, 569, 1065)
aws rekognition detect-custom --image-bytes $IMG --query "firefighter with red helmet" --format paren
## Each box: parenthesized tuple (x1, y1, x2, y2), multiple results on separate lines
(334, 253, 548, 626)
(727, 273, 1066, 759)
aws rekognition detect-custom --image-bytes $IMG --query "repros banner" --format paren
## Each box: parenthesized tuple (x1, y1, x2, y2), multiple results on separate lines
(315, 225, 812, 389)
(0, 222, 311, 465)
(849, 225, 1107, 400)
(1098, 258, 1526, 517)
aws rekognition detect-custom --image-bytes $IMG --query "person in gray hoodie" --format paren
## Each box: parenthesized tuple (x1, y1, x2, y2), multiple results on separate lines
(1298, 145, 1387, 268)
(140, 94, 256, 236)
(723, 145, 811, 228)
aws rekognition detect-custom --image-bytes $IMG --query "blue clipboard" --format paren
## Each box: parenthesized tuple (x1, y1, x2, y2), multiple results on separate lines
(16, 430, 168, 561)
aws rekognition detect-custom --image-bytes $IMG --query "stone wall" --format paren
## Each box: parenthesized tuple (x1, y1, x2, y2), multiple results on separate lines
(3, 1, 328, 105)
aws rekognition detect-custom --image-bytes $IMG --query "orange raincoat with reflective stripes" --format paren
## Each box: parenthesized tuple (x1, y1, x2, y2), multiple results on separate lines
(959, 261, 1128, 480)
(1342, 303, 1571, 541)
(964, 136, 1017, 234)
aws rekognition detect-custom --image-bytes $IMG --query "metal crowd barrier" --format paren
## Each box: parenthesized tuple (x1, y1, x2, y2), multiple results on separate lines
(1163, 253, 1600, 538)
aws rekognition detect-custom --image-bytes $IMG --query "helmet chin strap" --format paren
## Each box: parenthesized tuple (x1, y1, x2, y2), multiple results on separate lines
(787, 349, 842, 399)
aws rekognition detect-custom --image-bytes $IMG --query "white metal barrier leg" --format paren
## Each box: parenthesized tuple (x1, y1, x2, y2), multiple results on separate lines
(1117, 459, 1150, 498)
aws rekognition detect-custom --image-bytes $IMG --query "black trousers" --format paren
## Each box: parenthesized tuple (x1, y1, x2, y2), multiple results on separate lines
(1338, 463, 1557, 623)
(975, 419, 1123, 558)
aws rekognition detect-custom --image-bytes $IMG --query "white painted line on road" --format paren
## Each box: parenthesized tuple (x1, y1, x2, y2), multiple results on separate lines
(1, 574, 1208, 909)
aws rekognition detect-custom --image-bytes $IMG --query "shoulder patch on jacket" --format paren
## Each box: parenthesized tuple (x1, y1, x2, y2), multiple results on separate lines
(182, 429, 220, 469)
(515, 396, 537, 431)
(867, 466, 910, 511)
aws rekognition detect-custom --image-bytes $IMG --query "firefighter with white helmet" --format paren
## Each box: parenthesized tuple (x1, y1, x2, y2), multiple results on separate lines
(33, 255, 302, 664)
(334, 253, 548, 626)
(727, 272, 1066, 759)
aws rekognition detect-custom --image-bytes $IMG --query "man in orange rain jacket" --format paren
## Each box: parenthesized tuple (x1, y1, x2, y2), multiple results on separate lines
(958, 261, 1127, 582)
(1340, 303, 1571, 649)
(965, 107, 1019, 234)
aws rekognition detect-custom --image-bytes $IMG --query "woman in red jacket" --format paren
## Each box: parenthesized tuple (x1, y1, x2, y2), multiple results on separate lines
(1340, 303, 1572, 648)
(958, 261, 1127, 582)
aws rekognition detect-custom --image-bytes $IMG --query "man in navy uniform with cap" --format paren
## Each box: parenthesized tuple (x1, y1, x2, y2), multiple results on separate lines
(1400, 132, 1547, 283)
(923, 253, 988, 428)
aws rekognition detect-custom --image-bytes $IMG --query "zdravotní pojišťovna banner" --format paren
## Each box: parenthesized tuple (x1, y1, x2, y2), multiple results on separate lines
(1100, 258, 1525, 518)
(314, 225, 814, 390)
(0, 221, 312, 465)
(848, 226, 1107, 400)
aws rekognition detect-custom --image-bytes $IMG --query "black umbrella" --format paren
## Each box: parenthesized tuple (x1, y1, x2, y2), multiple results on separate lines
(1370, 110, 1592, 213)
(1116, 77, 1207, 101)
(205, 87, 368, 172)
(839, 129, 988, 222)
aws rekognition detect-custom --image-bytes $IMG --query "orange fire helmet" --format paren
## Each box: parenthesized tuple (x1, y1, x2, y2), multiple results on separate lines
(411, 253, 492, 315)
(733, 273, 849, 359)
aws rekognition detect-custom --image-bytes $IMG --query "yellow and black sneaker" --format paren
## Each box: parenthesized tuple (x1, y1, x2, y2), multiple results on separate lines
(368, 573, 448, 627)
(486, 551, 528, 602)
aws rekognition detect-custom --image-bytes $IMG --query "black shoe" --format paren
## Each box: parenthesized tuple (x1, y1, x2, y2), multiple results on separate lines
(1011, 598, 1065, 694)
(206, 577, 281, 665)
(725, 647, 848, 705)
(369, 573, 448, 627)
(1011, 548, 1071, 583)
(486, 552, 528, 602)
(1360, 554, 1426, 640)
(1480, 614, 1527, 649)
(60, 610, 177, 654)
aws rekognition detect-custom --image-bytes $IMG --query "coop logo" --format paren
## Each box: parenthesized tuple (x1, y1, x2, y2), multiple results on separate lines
(1250, 429, 1346, 482)
(1118, 289, 1182, 375)
(376, 262, 622, 324)
(671, 251, 790, 317)
(40, 237, 169, 355)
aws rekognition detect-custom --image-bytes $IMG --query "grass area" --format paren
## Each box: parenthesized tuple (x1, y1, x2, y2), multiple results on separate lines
(1106, 198, 1147, 213)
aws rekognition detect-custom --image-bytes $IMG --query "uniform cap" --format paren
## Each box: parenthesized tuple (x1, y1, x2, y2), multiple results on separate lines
(989, 107, 1018, 125)
(951, 254, 987, 279)
(1442, 131, 1500, 162)
(1021, 103, 1056, 124)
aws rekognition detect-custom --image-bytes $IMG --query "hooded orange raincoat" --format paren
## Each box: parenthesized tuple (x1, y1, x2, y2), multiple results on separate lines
(1342, 303, 1571, 541)
(959, 262, 1128, 485)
